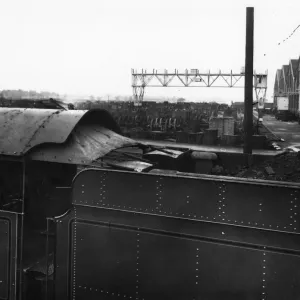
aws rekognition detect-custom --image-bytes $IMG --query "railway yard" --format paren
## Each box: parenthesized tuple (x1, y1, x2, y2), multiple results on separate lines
(1, 3, 300, 300)
(1, 95, 300, 183)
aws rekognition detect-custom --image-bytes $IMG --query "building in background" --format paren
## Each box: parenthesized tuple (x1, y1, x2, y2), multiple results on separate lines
(273, 56, 300, 121)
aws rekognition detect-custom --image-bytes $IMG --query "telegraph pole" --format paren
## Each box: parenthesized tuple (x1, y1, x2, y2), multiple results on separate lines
(243, 7, 254, 157)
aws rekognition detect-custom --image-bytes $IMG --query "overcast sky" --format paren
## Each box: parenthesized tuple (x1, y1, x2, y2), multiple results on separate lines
(0, 0, 299, 102)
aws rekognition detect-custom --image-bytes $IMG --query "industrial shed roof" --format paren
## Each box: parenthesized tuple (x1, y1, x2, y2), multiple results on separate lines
(282, 65, 289, 78)
(290, 59, 298, 78)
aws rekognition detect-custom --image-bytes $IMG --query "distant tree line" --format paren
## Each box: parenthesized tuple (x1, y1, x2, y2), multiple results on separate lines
(0, 89, 60, 100)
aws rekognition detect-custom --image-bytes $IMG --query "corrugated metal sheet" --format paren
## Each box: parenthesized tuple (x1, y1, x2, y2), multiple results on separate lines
(29, 125, 139, 165)
(0, 108, 121, 156)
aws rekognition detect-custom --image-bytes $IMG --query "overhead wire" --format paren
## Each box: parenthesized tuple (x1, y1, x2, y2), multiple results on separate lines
(263, 24, 300, 57)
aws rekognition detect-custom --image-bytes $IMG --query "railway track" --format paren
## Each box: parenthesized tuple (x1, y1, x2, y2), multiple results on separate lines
(259, 123, 282, 142)
(253, 112, 282, 142)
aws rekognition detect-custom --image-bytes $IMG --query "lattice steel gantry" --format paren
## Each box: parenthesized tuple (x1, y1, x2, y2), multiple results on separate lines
(131, 69, 268, 102)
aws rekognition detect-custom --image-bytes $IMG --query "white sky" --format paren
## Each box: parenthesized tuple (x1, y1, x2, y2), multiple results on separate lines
(0, 0, 299, 102)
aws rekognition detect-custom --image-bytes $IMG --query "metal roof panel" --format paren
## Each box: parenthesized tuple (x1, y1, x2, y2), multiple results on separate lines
(28, 125, 139, 165)
(0, 108, 120, 156)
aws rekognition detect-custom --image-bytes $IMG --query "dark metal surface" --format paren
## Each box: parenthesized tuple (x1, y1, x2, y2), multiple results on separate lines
(50, 169, 300, 299)
(74, 222, 262, 300)
(0, 218, 9, 299)
(73, 169, 300, 233)
(61, 206, 300, 254)
(0, 160, 23, 214)
(29, 125, 138, 165)
(55, 206, 300, 300)
(0, 108, 122, 156)
(0, 211, 18, 300)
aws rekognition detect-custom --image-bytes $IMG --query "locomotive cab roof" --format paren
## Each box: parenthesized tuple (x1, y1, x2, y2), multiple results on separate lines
(0, 107, 139, 164)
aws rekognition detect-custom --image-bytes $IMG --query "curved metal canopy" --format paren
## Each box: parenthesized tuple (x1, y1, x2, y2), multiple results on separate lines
(29, 124, 139, 165)
(0, 108, 122, 156)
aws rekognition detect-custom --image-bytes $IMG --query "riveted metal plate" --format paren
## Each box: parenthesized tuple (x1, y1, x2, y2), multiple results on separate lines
(73, 223, 137, 298)
(0, 211, 17, 300)
(0, 219, 9, 299)
(0, 108, 122, 156)
(74, 171, 158, 210)
(262, 252, 300, 299)
(73, 169, 300, 232)
(55, 205, 300, 300)
(138, 232, 262, 300)
(58, 210, 265, 300)
(63, 169, 300, 299)
(222, 181, 300, 230)
(54, 211, 138, 300)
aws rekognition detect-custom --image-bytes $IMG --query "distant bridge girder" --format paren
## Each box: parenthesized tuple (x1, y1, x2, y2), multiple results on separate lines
(131, 69, 268, 102)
